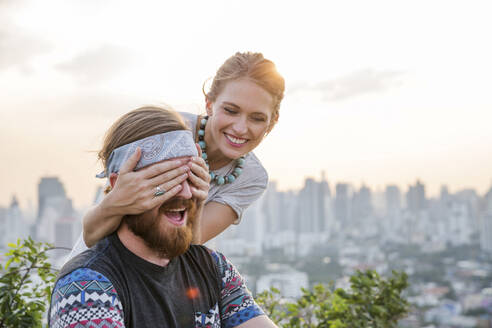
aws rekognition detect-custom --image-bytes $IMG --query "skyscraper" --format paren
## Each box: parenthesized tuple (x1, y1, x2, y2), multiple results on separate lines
(406, 180, 427, 213)
(37, 177, 66, 220)
(35, 177, 75, 251)
(352, 184, 373, 220)
(297, 178, 320, 233)
(480, 186, 492, 254)
(385, 185, 401, 218)
(335, 183, 351, 227)
(318, 171, 332, 232)
(0, 207, 6, 249)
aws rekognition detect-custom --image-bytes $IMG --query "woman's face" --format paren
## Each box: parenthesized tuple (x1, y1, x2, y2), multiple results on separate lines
(206, 78, 274, 161)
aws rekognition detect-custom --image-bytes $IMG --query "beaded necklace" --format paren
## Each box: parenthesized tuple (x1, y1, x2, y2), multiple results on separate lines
(197, 116, 245, 185)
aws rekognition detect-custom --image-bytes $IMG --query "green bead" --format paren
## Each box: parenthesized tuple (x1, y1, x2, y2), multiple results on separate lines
(198, 141, 206, 149)
(198, 129, 205, 136)
(201, 118, 208, 125)
(217, 176, 225, 185)
(210, 172, 215, 180)
(227, 174, 235, 183)
(234, 167, 242, 175)
(202, 153, 207, 160)
(237, 157, 245, 165)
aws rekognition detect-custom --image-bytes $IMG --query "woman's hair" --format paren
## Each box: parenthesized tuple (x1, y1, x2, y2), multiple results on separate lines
(204, 52, 285, 132)
(98, 106, 188, 170)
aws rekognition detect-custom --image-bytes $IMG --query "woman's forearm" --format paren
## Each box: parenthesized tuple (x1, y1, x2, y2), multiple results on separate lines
(199, 202, 237, 244)
(82, 194, 124, 247)
(191, 202, 204, 244)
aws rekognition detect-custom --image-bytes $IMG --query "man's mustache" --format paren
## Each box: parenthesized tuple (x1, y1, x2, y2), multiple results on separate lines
(159, 198, 196, 213)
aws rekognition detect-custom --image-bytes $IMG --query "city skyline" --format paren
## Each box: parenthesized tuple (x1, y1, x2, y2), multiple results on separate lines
(2, 173, 491, 212)
(1, 0, 492, 208)
(2, 157, 491, 327)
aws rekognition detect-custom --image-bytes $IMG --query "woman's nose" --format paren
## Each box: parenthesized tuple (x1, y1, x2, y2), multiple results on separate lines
(232, 116, 248, 134)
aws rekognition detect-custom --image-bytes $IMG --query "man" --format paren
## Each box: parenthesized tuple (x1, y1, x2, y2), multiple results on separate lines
(49, 106, 277, 328)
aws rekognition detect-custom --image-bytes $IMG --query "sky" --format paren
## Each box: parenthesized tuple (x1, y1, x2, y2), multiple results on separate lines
(1, 0, 492, 210)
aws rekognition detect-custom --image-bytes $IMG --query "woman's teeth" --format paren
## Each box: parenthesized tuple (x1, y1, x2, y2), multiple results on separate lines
(225, 134, 247, 144)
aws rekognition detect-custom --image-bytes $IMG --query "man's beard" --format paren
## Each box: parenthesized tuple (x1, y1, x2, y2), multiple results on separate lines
(123, 198, 197, 259)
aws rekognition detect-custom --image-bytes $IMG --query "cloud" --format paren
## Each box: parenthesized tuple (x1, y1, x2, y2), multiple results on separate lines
(290, 69, 405, 101)
(0, 2, 52, 72)
(56, 45, 135, 84)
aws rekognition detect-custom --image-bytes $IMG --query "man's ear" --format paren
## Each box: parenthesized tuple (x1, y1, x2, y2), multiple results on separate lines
(109, 173, 118, 189)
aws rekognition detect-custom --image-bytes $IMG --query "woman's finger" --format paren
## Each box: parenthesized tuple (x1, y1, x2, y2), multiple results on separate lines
(188, 170, 209, 190)
(189, 162, 210, 184)
(130, 172, 188, 214)
(141, 158, 189, 179)
(148, 171, 188, 198)
(119, 147, 141, 174)
(157, 172, 189, 194)
(145, 183, 184, 209)
(148, 165, 189, 187)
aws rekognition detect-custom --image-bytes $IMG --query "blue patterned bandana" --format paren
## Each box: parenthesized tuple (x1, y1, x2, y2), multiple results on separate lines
(96, 130, 198, 178)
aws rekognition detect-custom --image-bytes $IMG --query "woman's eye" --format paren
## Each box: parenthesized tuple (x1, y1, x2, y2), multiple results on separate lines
(224, 107, 237, 114)
(252, 116, 266, 122)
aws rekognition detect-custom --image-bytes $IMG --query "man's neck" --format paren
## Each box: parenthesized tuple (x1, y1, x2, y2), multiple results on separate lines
(117, 223, 170, 267)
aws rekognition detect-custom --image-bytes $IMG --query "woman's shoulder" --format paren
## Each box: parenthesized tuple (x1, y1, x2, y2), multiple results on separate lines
(178, 111, 198, 129)
(221, 152, 268, 191)
(243, 152, 268, 182)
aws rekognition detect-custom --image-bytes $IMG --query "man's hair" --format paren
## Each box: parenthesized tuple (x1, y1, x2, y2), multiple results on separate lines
(98, 106, 189, 171)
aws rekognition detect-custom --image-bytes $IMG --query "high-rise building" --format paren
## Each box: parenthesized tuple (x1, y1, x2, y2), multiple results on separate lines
(385, 185, 401, 218)
(406, 180, 427, 213)
(480, 186, 492, 254)
(297, 178, 320, 233)
(1, 196, 28, 246)
(0, 207, 7, 249)
(318, 171, 332, 232)
(262, 181, 282, 233)
(37, 177, 66, 221)
(455, 189, 480, 233)
(296, 175, 333, 234)
(335, 183, 351, 226)
(352, 184, 373, 220)
(35, 177, 75, 252)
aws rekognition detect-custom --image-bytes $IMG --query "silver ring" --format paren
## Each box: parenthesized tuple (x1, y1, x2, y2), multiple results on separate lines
(154, 185, 165, 197)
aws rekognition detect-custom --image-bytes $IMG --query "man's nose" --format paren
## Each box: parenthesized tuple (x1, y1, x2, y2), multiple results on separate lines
(177, 180, 192, 199)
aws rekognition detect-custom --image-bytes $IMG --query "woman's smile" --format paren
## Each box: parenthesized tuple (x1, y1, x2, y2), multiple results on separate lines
(224, 132, 248, 147)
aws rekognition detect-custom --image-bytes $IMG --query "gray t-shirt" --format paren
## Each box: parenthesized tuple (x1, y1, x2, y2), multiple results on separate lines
(68, 111, 268, 259)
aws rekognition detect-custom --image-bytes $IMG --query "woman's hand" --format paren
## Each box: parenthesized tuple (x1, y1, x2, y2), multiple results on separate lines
(107, 147, 192, 215)
(83, 147, 191, 247)
(187, 144, 211, 204)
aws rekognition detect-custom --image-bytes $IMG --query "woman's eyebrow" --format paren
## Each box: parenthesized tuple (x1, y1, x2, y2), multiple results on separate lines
(222, 101, 240, 109)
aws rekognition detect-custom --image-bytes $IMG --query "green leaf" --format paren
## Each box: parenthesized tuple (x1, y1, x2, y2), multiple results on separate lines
(5, 257, 13, 269)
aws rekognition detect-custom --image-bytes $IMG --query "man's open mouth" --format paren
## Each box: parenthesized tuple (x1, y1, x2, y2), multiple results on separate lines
(163, 207, 186, 226)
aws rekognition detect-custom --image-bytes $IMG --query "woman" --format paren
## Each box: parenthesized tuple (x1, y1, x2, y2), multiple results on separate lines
(71, 51, 285, 256)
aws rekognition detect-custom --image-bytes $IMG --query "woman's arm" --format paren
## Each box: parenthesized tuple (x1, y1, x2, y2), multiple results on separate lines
(199, 202, 237, 243)
(83, 198, 124, 247)
(187, 147, 211, 244)
(83, 148, 192, 247)
(188, 152, 268, 244)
